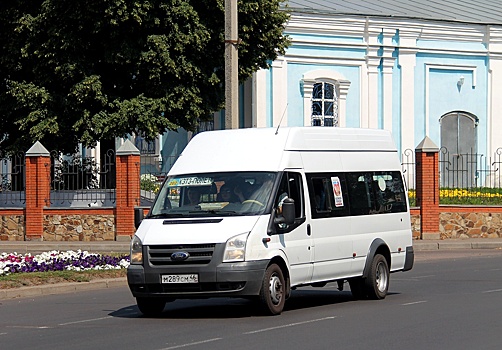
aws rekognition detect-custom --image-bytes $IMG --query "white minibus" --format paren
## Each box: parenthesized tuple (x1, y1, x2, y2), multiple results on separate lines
(127, 127, 414, 316)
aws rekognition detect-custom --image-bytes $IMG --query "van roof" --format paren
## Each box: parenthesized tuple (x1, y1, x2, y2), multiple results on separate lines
(283, 127, 396, 151)
(168, 127, 397, 174)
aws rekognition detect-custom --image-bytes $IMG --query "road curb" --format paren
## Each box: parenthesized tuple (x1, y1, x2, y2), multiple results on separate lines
(0, 277, 127, 301)
(413, 239, 502, 251)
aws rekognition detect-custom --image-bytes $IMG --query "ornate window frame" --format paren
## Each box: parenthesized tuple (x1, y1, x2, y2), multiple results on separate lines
(302, 70, 351, 127)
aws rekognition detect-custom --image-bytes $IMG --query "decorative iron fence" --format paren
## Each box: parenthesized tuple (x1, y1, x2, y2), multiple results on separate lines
(50, 150, 116, 207)
(401, 147, 502, 206)
(439, 147, 502, 188)
(0, 153, 25, 207)
(400, 149, 416, 206)
(439, 147, 502, 204)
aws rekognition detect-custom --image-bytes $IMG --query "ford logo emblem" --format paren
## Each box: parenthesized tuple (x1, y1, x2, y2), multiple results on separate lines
(171, 251, 190, 261)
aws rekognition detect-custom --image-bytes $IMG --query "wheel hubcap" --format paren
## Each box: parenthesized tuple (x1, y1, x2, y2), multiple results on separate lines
(376, 262, 388, 292)
(269, 274, 283, 304)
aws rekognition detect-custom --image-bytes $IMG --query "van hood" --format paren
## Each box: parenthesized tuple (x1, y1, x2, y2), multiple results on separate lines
(136, 215, 263, 245)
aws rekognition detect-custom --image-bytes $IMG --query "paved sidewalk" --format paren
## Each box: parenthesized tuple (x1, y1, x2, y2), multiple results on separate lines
(2, 238, 502, 301)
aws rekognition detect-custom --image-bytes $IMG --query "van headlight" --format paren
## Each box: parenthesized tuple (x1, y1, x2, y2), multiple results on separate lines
(130, 235, 143, 264)
(223, 233, 248, 262)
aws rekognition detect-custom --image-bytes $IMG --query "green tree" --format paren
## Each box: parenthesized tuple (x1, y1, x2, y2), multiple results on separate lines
(0, 0, 290, 155)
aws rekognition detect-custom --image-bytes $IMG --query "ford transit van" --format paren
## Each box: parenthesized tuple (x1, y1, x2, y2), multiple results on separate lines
(127, 127, 414, 316)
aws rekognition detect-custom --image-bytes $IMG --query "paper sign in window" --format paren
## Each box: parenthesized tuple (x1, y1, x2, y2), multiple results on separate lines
(331, 176, 344, 207)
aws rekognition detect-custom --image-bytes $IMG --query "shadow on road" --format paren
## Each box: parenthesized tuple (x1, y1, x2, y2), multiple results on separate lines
(109, 287, 379, 319)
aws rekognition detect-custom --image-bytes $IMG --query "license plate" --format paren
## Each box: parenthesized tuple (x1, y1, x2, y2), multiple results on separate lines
(162, 274, 199, 284)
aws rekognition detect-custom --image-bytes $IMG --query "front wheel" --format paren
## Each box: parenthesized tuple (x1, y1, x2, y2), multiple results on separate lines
(259, 264, 286, 315)
(365, 254, 389, 300)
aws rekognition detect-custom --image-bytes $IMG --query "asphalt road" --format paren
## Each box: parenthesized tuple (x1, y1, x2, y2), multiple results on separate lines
(1, 249, 502, 350)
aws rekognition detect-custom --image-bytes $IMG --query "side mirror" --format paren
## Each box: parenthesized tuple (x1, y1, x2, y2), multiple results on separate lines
(274, 198, 295, 226)
(134, 208, 144, 229)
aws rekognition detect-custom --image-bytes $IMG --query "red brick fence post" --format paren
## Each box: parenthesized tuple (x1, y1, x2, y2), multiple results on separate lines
(115, 140, 140, 241)
(25, 142, 51, 241)
(415, 136, 440, 240)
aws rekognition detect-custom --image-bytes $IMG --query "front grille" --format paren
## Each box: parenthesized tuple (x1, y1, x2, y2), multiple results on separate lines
(147, 244, 216, 266)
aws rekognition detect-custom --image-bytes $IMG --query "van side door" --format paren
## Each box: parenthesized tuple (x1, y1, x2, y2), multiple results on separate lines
(306, 173, 354, 282)
(270, 171, 313, 286)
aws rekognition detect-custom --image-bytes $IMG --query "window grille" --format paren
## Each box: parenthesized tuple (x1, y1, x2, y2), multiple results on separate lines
(311, 82, 338, 127)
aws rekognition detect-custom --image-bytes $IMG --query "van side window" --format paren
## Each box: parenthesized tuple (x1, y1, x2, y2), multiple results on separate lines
(312, 178, 333, 212)
(346, 173, 374, 215)
(274, 172, 304, 219)
(371, 171, 407, 214)
(307, 171, 407, 218)
(307, 173, 350, 218)
(346, 171, 407, 215)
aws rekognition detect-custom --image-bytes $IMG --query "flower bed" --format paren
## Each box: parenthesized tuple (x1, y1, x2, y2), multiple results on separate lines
(0, 250, 130, 276)
(408, 188, 502, 206)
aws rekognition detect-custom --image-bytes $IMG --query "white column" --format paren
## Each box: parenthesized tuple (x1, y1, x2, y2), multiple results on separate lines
(489, 58, 502, 152)
(365, 24, 381, 129)
(271, 57, 288, 127)
(381, 30, 395, 133)
(398, 48, 417, 154)
(251, 69, 268, 127)
(398, 29, 420, 189)
(366, 56, 380, 129)
(302, 78, 314, 126)
(487, 28, 502, 158)
(337, 80, 351, 127)
(359, 64, 369, 128)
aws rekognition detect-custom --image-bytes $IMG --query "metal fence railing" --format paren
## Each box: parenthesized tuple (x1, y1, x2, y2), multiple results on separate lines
(400, 148, 416, 206)
(401, 147, 502, 206)
(439, 147, 502, 188)
(0, 153, 25, 207)
(439, 147, 502, 204)
(50, 150, 116, 207)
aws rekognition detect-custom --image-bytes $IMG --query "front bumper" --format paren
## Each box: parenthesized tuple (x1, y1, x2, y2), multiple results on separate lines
(127, 260, 269, 298)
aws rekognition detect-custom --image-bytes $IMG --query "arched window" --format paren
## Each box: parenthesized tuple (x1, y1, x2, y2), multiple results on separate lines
(302, 70, 350, 127)
(312, 82, 338, 126)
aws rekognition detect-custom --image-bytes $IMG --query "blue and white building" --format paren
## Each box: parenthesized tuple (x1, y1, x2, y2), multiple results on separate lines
(148, 0, 502, 186)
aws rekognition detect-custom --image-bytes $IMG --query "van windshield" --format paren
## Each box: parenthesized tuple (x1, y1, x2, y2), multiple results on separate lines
(149, 172, 277, 218)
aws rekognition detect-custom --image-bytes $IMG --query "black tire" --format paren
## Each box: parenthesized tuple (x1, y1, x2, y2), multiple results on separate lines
(365, 254, 389, 300)
(259, 264, 286, 315)
(136, 297, 167, 317)
(348, 277, 367, 300)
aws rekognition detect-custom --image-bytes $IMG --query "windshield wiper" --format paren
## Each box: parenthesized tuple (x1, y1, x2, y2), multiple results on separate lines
(147, 213, 187, 219)
(189, 209, 237, 215)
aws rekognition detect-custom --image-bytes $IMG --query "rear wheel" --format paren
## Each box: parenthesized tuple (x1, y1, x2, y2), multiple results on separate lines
(365, 254, 389, 300)
(259, 264, 286, 315)
(136, 297, 167, 317)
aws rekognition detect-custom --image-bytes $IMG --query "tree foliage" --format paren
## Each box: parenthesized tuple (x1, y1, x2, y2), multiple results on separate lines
(0, 0, 290, 154)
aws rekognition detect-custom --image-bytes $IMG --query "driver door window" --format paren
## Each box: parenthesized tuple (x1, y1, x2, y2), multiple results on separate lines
(275, 172, 304, 219)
